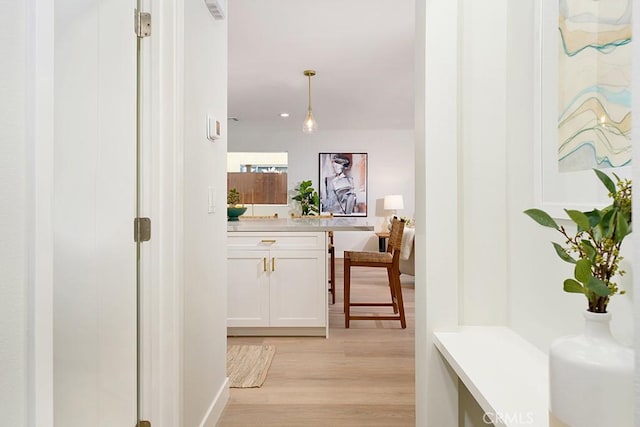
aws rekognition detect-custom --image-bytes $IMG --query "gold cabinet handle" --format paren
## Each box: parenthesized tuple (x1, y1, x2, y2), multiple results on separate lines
(271, 257, 275, 271)
(261, 239, 276, 243)
(263, 257, 267, 272)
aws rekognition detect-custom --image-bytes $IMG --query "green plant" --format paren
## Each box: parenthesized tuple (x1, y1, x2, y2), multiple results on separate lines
(524, 169, 632, 313)
(399, 216, 413, 227)
(292, 180, 319, 215)
(227, 188, 241, 206)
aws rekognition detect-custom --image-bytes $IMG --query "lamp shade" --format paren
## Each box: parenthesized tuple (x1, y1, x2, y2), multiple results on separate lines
(384, 194, 404, 210)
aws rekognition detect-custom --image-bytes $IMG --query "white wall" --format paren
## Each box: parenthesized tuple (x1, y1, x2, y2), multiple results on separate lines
(182, 2, 229, 425)
(504, 0, 582, 351)
(422, 0, 636, 424)
(228, 126, 415, 254)
(459, 0, 508, 327)
(453, 0, 635, 361)
(0, 1, 28, 424)
(505, 0, 634, 352)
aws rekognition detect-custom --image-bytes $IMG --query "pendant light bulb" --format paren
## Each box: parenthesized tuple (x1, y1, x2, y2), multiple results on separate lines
(303, 70, 318, 133)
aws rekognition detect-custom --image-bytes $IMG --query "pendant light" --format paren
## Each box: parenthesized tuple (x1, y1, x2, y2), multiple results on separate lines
(302, 69, 318, 133)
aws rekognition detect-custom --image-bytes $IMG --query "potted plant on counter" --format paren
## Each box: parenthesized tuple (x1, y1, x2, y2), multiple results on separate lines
(227, 188, 247, 221)
(524, 169, 633, 427)
(292, 180, 319, 216)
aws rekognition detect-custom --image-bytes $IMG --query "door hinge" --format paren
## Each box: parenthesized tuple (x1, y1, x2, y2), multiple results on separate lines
(137, 421, 151, 427)
(134, 9, 151, 38)
(134, 217, 151, 242)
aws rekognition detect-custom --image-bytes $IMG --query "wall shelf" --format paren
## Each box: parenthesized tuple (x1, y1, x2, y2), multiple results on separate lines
(434, 327, 549, 427)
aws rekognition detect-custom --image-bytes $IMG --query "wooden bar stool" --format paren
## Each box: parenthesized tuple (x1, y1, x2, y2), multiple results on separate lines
(328, 231, 336, 304)
(343, 217, 406, 328)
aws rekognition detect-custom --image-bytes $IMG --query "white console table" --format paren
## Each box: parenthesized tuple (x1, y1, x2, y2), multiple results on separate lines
(434, 327, 549, 427)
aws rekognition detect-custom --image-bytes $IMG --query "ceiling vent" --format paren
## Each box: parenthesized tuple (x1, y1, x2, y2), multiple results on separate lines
(204, 0, 226, 20)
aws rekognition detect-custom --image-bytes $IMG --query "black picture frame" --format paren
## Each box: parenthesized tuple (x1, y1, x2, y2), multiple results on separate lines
(318, 153, 368, 217)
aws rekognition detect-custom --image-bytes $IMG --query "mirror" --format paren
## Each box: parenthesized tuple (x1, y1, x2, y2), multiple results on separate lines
(227, 152, 288, 205)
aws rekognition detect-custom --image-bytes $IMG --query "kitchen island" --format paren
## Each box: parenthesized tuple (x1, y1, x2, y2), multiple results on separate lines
(227, 218, 373, 337)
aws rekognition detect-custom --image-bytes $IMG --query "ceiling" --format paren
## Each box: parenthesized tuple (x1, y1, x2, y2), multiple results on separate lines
(227, 0, 415, 132)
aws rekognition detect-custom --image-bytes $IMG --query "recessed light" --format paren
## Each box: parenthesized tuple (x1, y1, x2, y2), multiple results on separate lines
(279, 113, 290, 118)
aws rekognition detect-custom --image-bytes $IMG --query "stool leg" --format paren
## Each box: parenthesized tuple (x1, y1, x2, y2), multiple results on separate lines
(387, 267, 398, 313)
(344, 256, 351, 328)
(329, 247, 336, 304)
(391, 268, 406, 329)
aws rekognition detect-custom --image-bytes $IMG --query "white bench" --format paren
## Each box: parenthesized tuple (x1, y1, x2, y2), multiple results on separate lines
(434, 327, 549, 427)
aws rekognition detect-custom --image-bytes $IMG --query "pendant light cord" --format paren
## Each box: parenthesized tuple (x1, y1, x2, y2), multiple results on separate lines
(308, 75, 312, 112)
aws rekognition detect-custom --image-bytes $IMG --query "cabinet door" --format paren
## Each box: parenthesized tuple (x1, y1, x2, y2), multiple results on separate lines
(268, 249, 327, 327)
(227, 250, 270, 327)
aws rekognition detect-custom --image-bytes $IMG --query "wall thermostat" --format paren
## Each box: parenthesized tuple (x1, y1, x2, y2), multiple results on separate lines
(204, 0, 226, 20)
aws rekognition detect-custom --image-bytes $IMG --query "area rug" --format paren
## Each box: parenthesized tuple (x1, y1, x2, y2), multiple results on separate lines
(227, 345, 276, 388)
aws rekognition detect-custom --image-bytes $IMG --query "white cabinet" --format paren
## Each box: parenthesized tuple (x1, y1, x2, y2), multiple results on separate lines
(227, 232, 327, 336)
(227, 251, 270, 326)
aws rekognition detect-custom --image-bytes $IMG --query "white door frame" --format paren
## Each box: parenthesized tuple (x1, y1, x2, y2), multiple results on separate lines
(138, 0, 185, 425)
(26, 0, 54, 425)
(415, 0, 460, 425)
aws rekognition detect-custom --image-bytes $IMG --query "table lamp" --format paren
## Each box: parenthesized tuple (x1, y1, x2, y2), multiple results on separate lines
(383, 194, 404, 230)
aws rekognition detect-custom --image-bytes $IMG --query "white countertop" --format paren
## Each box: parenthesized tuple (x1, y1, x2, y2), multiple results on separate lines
(227, 218, 374, 232)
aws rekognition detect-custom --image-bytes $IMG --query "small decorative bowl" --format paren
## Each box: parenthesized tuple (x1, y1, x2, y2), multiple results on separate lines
(227, 206, 247, 221)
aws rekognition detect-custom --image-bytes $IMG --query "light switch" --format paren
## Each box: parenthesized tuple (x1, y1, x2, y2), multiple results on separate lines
(208, 187, 216, 213)
(206, 116, 221, 141)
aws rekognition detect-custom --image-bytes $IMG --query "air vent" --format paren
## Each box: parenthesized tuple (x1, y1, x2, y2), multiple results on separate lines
(204, 0, 226, 20)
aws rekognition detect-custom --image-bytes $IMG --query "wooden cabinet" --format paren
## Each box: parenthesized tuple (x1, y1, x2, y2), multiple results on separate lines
(227, 232, 327, 336)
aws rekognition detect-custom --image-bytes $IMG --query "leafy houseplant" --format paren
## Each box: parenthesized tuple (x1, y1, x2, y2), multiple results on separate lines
(292, 180, 319, 216)
(524, 169, 632, 313)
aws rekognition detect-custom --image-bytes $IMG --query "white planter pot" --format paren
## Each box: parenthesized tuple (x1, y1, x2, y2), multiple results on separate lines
(549, 311, 634, 427)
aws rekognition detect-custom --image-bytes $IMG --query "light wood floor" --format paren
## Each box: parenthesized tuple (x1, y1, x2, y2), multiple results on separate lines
(218, 259, 415, 426)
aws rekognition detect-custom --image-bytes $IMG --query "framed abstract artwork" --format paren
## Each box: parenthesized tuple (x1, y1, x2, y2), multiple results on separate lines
(535, 0, 631, 217)
(318, 153, 368, 217)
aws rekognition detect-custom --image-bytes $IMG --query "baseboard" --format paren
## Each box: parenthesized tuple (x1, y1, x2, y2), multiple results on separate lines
(198, 377, 229, 427)
(227, 326, 327, 337)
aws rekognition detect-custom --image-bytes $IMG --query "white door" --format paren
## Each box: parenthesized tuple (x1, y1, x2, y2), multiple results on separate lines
(53, 1, 137, 425)
(269, 250, 326, 327)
